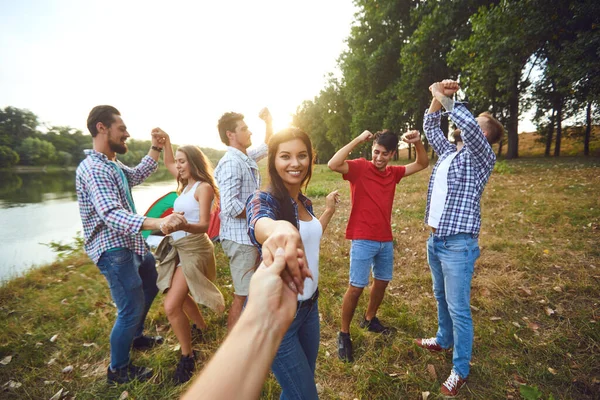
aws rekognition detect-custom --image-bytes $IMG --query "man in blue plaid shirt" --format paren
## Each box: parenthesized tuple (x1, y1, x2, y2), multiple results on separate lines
(76, 105, 187, 384)
(414, 80, 503, 397)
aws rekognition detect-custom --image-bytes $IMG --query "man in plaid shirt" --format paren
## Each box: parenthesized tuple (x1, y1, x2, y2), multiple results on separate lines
(76, 105, 186, 384)
(414, 80, 503, 397)
(215, 109, 272, 329)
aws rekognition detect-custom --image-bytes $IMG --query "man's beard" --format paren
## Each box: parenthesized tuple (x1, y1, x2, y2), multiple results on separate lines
(109, 139, 128, 154)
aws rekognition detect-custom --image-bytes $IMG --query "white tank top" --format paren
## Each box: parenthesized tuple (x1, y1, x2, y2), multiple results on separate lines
(171, 181, 201, 241)
(298, 213, 323, 301)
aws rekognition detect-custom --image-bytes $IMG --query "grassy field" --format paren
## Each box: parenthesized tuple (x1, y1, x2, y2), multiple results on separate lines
(1, 157, 599, 399)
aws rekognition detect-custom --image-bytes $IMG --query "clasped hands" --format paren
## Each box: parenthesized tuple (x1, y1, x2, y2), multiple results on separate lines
(160, 212, 188, 235)
(151, 127, 169, 149)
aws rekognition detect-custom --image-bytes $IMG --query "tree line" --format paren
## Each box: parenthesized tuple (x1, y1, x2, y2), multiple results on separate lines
(0, 106, 224, 168)
(292, 0, 599, 161)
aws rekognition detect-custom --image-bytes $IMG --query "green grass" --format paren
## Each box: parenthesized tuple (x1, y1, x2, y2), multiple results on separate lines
(1, 157, 599, 399)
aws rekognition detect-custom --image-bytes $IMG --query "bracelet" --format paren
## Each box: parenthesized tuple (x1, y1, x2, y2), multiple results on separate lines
(151, 145, 163, 152)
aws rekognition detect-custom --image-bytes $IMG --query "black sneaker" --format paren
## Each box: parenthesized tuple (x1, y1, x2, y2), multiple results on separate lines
(191, 324, 205, 343)
(132, 335, 164, 350)
(337, 332, 354, 362)
(174, 352, 197, 385)
(360, 316, 393, 335)
(107, 363, 153, 384)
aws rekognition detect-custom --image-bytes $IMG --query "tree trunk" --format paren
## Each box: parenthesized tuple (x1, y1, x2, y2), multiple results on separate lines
(497, 140, 503, 157)
(545, 109, 555, 157)
(584, 102, 591, 156)
(505, 78, 520, 159)
(408, 143, 412, 160)
(554, 99, 563, 157)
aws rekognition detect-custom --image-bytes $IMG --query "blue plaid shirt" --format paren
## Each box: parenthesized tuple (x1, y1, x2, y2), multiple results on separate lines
(423, 102, 496, 237)
(76, 149, 158, 263)
(246, 190, 313, 252)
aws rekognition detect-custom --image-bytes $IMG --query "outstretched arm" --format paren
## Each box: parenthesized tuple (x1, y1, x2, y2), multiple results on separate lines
(182, 248, 297, 400)
(401, 130, 429, 177)
(327, 130, 373, 174)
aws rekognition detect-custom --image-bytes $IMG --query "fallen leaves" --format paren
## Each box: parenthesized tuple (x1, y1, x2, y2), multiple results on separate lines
(545, 307, 555, 316)
(50, 334, 59, 343)
(0, 355, 12, 365)
(426, 364, 437, 380)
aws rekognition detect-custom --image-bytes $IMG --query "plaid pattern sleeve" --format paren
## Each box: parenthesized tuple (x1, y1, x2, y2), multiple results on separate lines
(246, 190, 279, 249)
(248, 143, 268, 163)
(76, 150, 149, 264)
(120, 155, 158, 187)
(423, 103, 496, 237)
(423, 109, 456, 158)
(215, 157, 246, 219)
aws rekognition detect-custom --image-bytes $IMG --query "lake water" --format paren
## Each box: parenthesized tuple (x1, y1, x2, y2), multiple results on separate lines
(0, 169, 178, 283)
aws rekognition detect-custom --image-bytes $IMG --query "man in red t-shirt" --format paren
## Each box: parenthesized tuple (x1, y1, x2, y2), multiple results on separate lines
(328, 129, 429, 362)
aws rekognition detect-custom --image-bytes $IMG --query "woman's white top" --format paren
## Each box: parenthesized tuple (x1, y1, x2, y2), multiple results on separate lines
(427, 152, 459, 228)
(171, 181, 201, 241)
(297, 213, 323, 301)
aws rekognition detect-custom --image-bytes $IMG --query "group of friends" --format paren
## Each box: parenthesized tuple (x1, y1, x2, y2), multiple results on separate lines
(75, 79, 503, 398)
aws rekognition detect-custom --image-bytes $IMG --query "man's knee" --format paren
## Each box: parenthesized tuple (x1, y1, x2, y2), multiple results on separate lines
(346, 285, 364, 299)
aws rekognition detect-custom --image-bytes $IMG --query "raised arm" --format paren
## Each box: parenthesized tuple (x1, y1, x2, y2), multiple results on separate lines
(328, 130, 373, 174)
(423, 81, 461, 157)
(319, 190, 339, 233)
(401, 130, 429, 177)
(151, 128, 178, 179)
(259, 107, 273, 145)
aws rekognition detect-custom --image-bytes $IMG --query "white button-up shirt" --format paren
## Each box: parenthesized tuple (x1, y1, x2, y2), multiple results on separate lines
(215, 143, 267, 245)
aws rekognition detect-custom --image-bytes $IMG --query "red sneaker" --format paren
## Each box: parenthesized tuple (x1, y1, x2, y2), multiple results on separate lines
(414, 337, 444, 352)
(441, 370, 467, 397)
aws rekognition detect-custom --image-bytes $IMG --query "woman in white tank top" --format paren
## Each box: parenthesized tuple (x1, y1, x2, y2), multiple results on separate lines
(246, 128, 340, 400)
(152, 129, 224, 384)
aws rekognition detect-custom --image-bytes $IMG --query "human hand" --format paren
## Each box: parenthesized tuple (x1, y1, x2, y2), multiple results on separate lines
(402, 130, 422, 144)
(151, 127, 169, 148)
(258, 107, 272, 123)
(358, 130, 373, 143)
(261, 221, 311, 295)
(160, 212, 187, 234)
(246, 247, 298, 334)
(325, 190, 340, 212)
(429, 80, 459, 97)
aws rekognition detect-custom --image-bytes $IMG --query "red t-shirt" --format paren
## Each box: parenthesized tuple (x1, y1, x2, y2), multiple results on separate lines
(343, 158, 406, 241)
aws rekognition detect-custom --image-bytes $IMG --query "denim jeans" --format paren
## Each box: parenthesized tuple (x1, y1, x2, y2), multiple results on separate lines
(349, 240, 394, 288)
(427, 233, 480, 379)
(271, 299, 320, 400)
(96, 248, 158, 370)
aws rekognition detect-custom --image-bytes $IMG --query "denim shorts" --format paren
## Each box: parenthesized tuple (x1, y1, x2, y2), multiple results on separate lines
(349, 240, 394, 288)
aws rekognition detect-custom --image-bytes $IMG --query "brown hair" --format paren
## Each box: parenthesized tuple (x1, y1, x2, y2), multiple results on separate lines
(267, 127, 315, 228)
(87, 105, 120, 137)
(175, 145, 219, 210)
(478, 112, 504, 145)
(217, 112, 244, 145)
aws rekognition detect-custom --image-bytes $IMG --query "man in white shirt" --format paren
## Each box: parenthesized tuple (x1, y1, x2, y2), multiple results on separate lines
(215, 109, 272, 329)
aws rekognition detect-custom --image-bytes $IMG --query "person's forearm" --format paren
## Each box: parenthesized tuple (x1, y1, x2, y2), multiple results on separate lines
(254, 218, 288, 246)
(264, 120, 273, 145)
(148, 146, 161, 161)
(182, 311, 283, 400)
(163, 137, 175, 169)
(328, 136, 362, 171)
(181, 221, 209, 234)
(428, 97, 443, 114)
(413, 141, 429, 169)
(141, 217, 161, 231)
(319, 208, 335, 233)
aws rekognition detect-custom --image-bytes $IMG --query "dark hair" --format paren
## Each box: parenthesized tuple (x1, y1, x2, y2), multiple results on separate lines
(373, 130, 399, 152)
(87, 105, 120, 137)
(217, 112, 244, 145)
(267, 127, 315, 228)
(478, 112, 504, 145)
(175, 145, 220, 210)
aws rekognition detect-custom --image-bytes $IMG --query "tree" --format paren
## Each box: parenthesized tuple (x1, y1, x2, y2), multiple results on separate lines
(17, 137, 56, 165)
(0, 107, 39, 148)
(0, 145, 19, 168)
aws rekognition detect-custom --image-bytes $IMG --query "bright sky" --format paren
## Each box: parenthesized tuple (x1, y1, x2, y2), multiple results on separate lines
(0, 0, 357, 150)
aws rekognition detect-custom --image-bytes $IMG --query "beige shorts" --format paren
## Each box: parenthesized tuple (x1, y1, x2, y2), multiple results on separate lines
(221, 239, 259, 296)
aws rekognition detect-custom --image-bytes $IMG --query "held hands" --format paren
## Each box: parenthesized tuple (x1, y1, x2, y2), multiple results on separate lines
(429, 79, 460, 98)
(325, 190, 340, 212)
(160, 212, 187, 235)
(402, 130, 422, 144)
(246, 247, 298, 334)
(261, 221, 311, 295)
(258, 107, 273, 124)
(151, 127, 169, 149)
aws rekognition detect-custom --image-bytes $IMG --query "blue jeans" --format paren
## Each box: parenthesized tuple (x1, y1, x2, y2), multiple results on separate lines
(427, 233, 480, 379)
(97, 249, 158, 370)
(349, 240, 394, 288)
(272, 299, 320, 400)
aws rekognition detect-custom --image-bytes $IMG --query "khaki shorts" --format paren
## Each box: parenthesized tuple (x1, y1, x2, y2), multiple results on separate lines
(221, 239, 259, 296)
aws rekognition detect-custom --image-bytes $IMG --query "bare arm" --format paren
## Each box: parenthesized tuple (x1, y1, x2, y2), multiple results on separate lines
(184, 182, 214, 234)
(401, 130, 429, 177)
(152, 128, 178, 179)
(259, 107, 273, 145)
(319, 190, 339, 233)
(182, 248, 296, 400)
(327, 130, 373, 174)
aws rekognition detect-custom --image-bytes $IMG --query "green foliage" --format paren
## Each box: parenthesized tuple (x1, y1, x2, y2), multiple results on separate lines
(493, 160, 513, 174)
(520, 384, 556, 400)
(17, 137, 56, 166)
(0, 145, 19, 167)
(41, 233, 85, 260)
